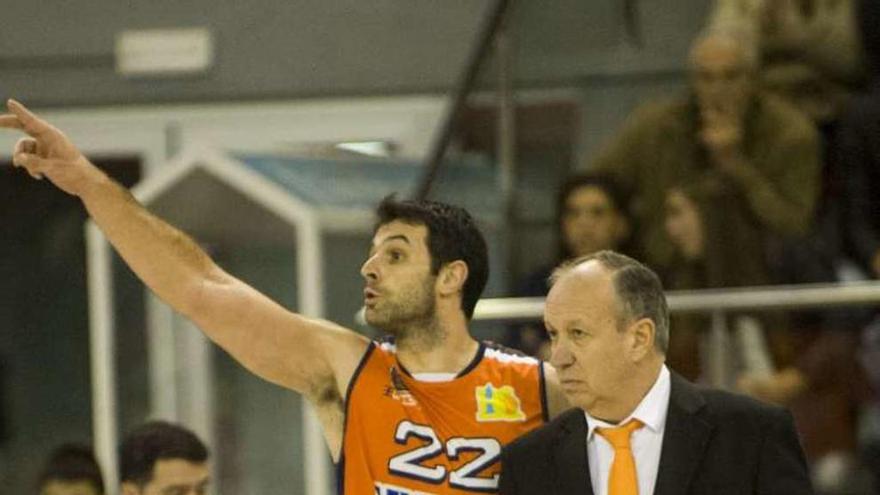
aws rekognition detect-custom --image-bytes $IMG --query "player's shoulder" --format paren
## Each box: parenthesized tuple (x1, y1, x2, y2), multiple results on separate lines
(481, 340, 541, 367)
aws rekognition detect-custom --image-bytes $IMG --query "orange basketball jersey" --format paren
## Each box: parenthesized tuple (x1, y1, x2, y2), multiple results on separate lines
(339, 340, 547, 494)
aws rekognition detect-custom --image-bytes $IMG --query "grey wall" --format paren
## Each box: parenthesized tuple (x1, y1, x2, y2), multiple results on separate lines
(0, 0, 708, 107)
(0, 1, 490, 106)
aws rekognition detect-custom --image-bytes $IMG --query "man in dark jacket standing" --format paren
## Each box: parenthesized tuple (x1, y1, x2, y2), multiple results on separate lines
(499, 251, 813, 495)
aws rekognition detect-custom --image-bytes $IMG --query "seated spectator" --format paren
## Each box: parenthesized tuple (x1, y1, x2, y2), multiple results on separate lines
(665, 185, 870, 494)
(860, 317, 880, 494)
(37, 444, 104, 495)
(663, 186, 798, 388)
(511, 172, 632, 357)
(710, 0, 866, 308)
(709, 0, 865, 124)
(592, 26, 821, 283)
(839, 1, 880, 492)
(840, 0, 880, 280)
(120, 421, 209, 495)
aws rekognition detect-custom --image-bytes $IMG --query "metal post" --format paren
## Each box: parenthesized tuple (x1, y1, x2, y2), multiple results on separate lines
(416, 0, 512, 199)
(178, 318, 217, 493)
(496, 24, 516, 207)
(706, 310, 730, 389)
(146, 293, 178, 420)
(299, 220, 330, 495)
(496, 22, 517, 288)
(86, 223, 119, 494)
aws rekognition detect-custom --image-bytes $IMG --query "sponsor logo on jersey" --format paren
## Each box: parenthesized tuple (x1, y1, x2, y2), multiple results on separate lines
(475, 382, 526, 422)
(385, 366, 418, 406)
(375, 481, 436, 495)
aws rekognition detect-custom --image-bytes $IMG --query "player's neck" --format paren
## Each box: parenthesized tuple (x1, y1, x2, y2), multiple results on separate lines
(395, 310, 477, 375)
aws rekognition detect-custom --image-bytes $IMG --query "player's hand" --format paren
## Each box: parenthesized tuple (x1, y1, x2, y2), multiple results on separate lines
(0, 99, 101, 196)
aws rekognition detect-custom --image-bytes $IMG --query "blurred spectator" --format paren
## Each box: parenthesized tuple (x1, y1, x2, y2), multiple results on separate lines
(120, 421, 209, 495)
(839, 0, 880, 280)
(664, 183, 869, 494)
(665, 183, 872, 495)
(37, 444, 104, 495)
(663, 186, 798, 389)
(840, 2, 880, 493)
(591, 27, 820, 282)
(710, 0, 867, 301)
(710, 0, 865, 123)
(860, 317, 880, 494)
(510, 172, 632, 357)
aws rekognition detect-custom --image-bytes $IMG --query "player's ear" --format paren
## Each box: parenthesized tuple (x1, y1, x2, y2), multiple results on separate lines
(437, 260, 468, 296)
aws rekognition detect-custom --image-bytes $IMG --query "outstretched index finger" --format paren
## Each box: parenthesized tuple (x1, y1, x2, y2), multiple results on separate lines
(6, 99, 54, 137)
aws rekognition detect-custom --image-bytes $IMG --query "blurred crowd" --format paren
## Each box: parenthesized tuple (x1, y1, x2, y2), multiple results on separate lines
(508, 0, 880, 493)
(36, 422, 208, 495)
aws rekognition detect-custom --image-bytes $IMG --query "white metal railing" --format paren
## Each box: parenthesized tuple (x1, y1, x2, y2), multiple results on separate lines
(471, 281, 880, 322)
(471, 280, 880, 390)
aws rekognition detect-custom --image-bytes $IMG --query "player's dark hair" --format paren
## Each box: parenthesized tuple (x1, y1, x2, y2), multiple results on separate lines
(37, 443, 105, 494)
(119, 421, 208, 486)
(375, 196, 489, 319)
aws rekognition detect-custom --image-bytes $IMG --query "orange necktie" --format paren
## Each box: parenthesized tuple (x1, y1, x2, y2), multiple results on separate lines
(596, 418, 644, 495)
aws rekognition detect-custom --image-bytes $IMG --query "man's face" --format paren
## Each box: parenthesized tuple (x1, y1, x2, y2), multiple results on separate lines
(361, 220, 437, 334)
(545, 262, 634, 419)
(123, 459, 209, 495)
(690, 37, 754, 121)
(41, 480, 101, 495)
(664, 189, 704, 260)
(562, 185, 628, 257)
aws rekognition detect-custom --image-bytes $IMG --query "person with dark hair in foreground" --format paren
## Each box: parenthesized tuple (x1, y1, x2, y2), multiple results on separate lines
(0, 101, 567, 495)
(119, 421, 208, 495)
(37, 444, 104, 495)
(500, 251, 813, 495)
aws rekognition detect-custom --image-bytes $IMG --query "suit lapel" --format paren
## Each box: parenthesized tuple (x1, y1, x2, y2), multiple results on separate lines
(653, 373, 714, 495)
(551, 409, 594, 494)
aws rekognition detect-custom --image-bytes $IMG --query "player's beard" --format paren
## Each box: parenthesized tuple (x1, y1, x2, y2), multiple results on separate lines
(366, 274, 440, 346)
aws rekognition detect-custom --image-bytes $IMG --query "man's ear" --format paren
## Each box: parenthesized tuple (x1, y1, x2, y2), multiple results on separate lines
(437, 260, 468, 296)
(120, 482, 141, 495)
(628, 318, 656, 361)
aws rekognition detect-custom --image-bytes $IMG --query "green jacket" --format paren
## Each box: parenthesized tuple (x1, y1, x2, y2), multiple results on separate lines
(592, 93, 820, 281)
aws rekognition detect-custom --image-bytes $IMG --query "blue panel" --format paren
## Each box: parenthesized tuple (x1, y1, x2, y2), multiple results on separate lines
(236, 154, 502, 223)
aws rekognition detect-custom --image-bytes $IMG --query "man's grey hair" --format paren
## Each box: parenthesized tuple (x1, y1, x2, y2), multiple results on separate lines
(549, 250, 670, 353)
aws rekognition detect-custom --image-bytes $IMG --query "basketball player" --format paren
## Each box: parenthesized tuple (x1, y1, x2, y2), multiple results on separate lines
(0, 100, 567, 494)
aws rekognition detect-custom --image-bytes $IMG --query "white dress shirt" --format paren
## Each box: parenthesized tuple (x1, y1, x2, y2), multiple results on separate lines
(584, 365, 671, 495)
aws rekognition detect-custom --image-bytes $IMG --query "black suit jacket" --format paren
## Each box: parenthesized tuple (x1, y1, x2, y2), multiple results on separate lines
(499, 373, 813, 494)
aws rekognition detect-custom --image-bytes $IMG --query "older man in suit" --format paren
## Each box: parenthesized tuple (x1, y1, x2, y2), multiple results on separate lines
(499, 251, 813, 495)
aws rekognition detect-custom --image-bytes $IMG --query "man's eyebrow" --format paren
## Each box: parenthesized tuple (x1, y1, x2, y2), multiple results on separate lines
(381, 234, 411, 245)
(368, 234, 411, 256)
(161, 479, 210, 495)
